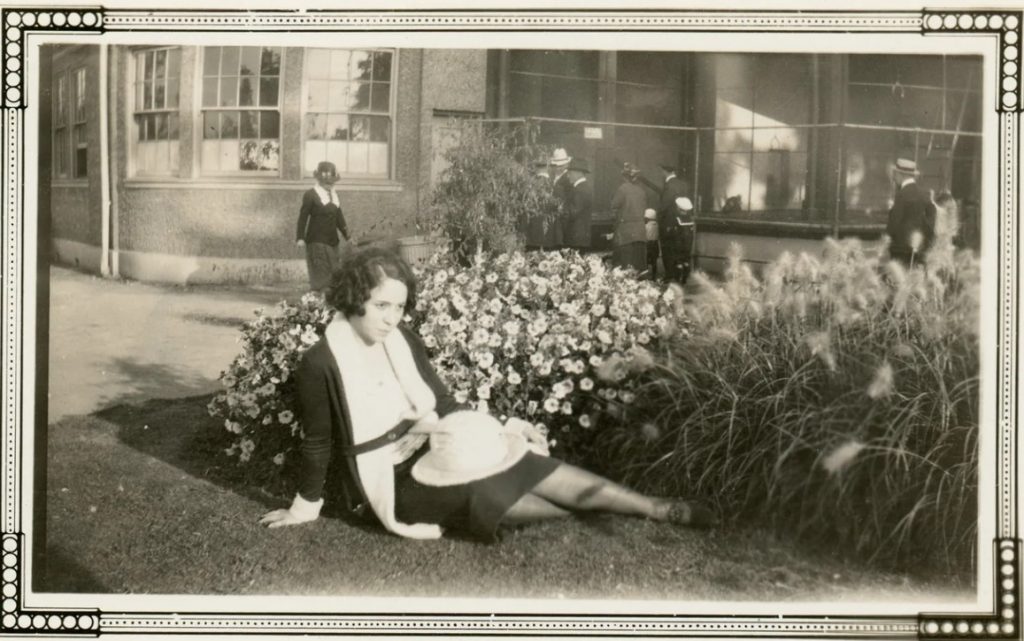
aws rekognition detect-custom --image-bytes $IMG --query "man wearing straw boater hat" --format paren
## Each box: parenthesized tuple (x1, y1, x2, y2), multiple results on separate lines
(549, 148, 573, 249)
(562, 156, 593, 251)
(885, 157, 936, 267)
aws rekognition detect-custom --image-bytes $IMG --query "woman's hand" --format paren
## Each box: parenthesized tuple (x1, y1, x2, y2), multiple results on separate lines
(404, 410, 441, 434)
(259, 494, 323, 528)
(505, 417, 550, 455)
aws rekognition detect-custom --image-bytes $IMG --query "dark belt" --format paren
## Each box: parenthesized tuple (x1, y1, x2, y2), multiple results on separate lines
(340, 418, 416, 457)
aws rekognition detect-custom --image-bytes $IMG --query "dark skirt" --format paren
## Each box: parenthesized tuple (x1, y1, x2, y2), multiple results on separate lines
(305, 242, 339, 290)
(393, 450, 560, 542)
(613, 241, 647, 273)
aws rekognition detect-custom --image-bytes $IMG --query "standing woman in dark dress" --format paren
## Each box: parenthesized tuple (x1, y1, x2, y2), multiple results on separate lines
(296, 161, 350, 291)
(260, 247, 715, 540)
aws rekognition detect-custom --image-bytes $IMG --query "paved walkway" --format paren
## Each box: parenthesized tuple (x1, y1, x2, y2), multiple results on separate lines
(46, 266, 303, 422)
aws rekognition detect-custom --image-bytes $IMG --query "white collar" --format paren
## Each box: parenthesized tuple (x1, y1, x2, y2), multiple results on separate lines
(900, 177, 916, 189)
(313, 183, 340, 207)
(664, 173, 676, 183)
(572, 176, 587, 188)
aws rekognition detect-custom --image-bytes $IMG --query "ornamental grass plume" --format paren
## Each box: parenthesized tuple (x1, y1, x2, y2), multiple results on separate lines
(588, 240, 980, 578)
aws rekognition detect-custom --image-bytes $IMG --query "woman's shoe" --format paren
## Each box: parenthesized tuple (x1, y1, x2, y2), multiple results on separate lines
(665, 500, 717, 528)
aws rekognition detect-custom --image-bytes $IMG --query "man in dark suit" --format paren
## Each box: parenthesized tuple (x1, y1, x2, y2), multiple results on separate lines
(562, 157, 593, 251)
(886, 158, 936, 267)
(657, 164, 691, 282)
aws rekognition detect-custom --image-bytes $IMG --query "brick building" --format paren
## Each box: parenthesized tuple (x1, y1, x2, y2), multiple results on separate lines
(39, 45, 982, 283)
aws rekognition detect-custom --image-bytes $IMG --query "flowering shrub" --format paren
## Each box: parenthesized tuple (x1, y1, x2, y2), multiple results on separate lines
(409, 249, 686, 459)
(208, 248, 680, 491)
(594, 237, 980, 577)
(206, 292, 333, 491)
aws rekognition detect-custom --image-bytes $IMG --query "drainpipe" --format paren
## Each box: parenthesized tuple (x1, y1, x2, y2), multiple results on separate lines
(98, 44, 110, 276)
(108, 45, 120, 277)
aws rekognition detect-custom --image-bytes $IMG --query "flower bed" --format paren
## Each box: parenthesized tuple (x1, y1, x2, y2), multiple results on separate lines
(207, 249, 682, 492)
(588, 238, 980, 577)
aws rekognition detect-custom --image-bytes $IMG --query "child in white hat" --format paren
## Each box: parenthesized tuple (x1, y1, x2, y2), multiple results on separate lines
(643, 208, 660, 281)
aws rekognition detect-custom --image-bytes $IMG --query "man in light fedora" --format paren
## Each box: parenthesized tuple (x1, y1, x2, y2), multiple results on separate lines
(562, 156, 593, 251)
(549, 148, 573, 249)
(886, 158, 936, 267)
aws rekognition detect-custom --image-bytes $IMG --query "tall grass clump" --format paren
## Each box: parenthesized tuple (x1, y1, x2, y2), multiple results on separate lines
(592, 237, 980, 579)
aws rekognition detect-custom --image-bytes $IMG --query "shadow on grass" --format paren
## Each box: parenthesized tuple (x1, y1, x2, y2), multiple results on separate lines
(36, 547, 109, 593)
(181, 312, 254, 328)
(98, 393, 378, 534)
(95, 357, 220, 412)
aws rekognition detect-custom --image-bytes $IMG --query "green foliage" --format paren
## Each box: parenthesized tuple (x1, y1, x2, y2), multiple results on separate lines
(428, 121, 557, 261)
(586, 238, 980, 578)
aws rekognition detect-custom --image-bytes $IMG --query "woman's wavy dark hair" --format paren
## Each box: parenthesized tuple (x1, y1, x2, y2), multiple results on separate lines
(325, 247, 417, 317)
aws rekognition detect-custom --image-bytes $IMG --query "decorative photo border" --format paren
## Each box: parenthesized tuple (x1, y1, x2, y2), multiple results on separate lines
(0, 5, 1020, 638)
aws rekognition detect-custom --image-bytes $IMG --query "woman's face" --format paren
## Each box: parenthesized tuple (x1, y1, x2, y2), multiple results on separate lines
(349, 277, 408, 345)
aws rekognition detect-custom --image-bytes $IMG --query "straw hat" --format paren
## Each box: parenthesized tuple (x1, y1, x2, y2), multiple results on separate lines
(675, 197, 694, 211)
(411, 411, 529, 487)
(549, 148, 572, 167)
(892, 158, 919, 176)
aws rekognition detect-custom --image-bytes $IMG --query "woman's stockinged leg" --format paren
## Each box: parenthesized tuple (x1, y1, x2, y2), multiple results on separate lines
(529, 462, 669, 519)
(502, 492, 573, 524)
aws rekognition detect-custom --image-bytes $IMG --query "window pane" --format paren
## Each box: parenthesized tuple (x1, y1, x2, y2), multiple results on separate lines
(155, 50, 166, 81)
(144, 51, 154, 81)
(154, 81, 165, 109)
(305, 140, 327, 174)
(219, 77, 238, 107)
(146, 114, 156, 141)
(306, 49, 331, 79)
(351, 51, 372, 80)
(240, 140, 259, 170)
(203, 47, 221, 76)
(239, 47, 260, 76)
(752, 150, 806, 210)
(156, 113, 168, 139)
(220, 46, 240, 75)
(713, 152, 752, 212)
(135, 115, 146, 141)
(326, 114, 349, 140)
(261, 48, 281, 76)
(136, 53, 146, 82)
(220, 139, 238, 172)
(371, 83, 390, 112)
(368, 116, 389, 142)
(348, 141, 369, 173)
(203, 111, 220, 139)
(75, 146, 88, 178)
(166, 49, 180, 80)
(167, 76, 179, 108)
(240, 110, 258, 138)
(327, 81, 346, 111)
(202, 77, 218, 107)
(372, 51, 392, 81)
(306, 113, 327, 140)
(260, 111, 280, 138)
(201, 139, 220, 170)
(259, 77, 279, 106)
(168, 113, 179, 138)
(326, 140, 347, 173)
(143, 80, 153, 110)
(259, 140, 280, 171)
(221, 111, 239, 138)
(307, 80, 328, 112)
(238, 77, 255, 106)
(330, 49, 351, 79)
(168, 140, 179, 173)
(368, 142, 388, 175)
(348, 82, 370, 111)
(349, 116, 368, 141)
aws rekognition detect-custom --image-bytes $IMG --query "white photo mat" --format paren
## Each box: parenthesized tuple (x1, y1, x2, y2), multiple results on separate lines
(0, 1, 1020, 637)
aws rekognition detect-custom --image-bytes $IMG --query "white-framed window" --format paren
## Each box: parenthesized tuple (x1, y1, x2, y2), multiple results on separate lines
(70, 67, 88, 178)
(200, 46, 282, 174)
(302, 48, 394, 179)
(53, 72, 69, 178)
(133, 47, 181, 176)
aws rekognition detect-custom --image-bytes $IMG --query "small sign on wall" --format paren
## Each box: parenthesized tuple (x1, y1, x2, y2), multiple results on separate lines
(583, 127, 603, 140)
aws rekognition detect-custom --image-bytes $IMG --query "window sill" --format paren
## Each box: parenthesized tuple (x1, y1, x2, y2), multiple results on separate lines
(696, 216, 886, 240)
(51, 180, 89, 188)
(124, 177, 404, 192)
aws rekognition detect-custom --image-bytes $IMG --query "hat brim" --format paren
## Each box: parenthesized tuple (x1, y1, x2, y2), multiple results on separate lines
(550, 158, 571, 167)
(316, 173, 340, 183)
(410, 432, 530, 487)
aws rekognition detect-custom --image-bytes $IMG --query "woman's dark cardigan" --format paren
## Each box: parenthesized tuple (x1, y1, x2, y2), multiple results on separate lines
(293, 325, 463, 514)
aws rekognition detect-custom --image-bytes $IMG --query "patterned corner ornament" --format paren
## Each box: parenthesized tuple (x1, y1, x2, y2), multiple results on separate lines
(0, 7, 104, 109)
(919, 540, 1022, 639)
(922, 10, 1023, 112)
(0, 533, 99, 633)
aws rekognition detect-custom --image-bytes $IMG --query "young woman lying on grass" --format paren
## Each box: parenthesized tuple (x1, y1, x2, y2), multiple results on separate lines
(260, 247, 715, 540)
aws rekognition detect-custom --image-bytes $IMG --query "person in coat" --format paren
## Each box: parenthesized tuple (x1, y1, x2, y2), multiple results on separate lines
(562, 156, 594, 251)
(656, 164, 691, 282)
(296, 161, 350, 290)
(609, 163, 649, 273)
(260, 247, 715, 540)
(661, 197, 697, 284)
(549, 148, 574, 249)
(886, 158, 936, 267)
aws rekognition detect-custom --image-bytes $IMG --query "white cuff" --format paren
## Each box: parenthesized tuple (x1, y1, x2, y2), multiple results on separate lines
(289, 493, 324, 522)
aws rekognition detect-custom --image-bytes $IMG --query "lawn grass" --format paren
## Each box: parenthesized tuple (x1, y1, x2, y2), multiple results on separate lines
(41, 394, 969, 603)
